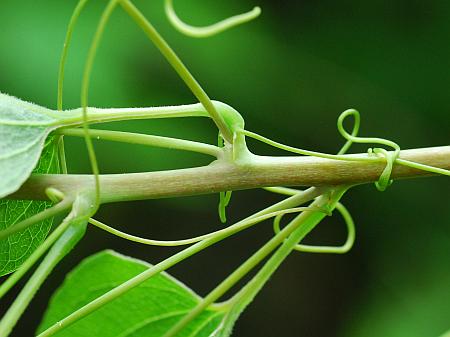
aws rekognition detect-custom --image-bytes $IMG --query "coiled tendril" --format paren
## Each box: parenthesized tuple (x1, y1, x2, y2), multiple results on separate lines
(337, 109, 400, 191)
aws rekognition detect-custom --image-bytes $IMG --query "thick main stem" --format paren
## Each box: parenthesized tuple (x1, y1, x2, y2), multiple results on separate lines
(8, 146, 450, 202)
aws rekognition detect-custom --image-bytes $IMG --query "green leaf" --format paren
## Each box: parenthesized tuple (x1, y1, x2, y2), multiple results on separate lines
(0, 92, 61, 198)
(38, 250, 228, 337)
(0, 136, 60, 276)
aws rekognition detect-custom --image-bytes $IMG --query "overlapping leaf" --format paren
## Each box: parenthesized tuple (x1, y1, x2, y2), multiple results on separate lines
(0, 92, 61, 198)
(38, 250, 228, 337)
(0, 136, 60, 276)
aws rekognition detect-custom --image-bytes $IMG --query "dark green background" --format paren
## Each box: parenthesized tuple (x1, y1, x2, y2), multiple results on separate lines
(1, 1, 449, 336)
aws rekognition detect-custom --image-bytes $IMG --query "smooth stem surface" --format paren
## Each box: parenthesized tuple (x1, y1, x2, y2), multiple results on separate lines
(61, 104, 210, 126)
(119, 0, 233, 143)
(37, 187, 326, 337)
(58, 128, 221, 158)
(10, 146, 450, 203)
(162, 189, 345, 337)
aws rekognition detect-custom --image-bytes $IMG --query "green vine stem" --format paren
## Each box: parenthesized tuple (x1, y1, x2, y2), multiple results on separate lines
(8, 146, 450, 203)
(161, 187, 347, 337)
(0, 193, 92, 336)
(219, 191, 348, 336)
(88, 206, 323, 247)
(266, 186, 355, 254)
(119, 0, 233, 142)
(57, 128, 221, 158)
(37, 187, 326, 336)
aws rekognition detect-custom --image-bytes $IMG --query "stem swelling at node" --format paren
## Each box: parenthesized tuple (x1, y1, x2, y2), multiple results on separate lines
(239, 108, 449, 192)
(54, 0, 260, 222)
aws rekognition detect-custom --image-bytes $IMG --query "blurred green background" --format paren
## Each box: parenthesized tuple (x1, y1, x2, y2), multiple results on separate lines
(1, 0, 449, 336)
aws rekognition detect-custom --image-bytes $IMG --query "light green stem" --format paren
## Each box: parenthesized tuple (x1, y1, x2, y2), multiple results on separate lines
(268, 187, 355, 254)
(57, 0, 89, 111)
(119, 0, 233, 143)
(57, 136, 68, 174)
(161, 188, 347, 337)
(396, 158, 450, 177)
(55, 0, 90, 175)
(242, 129, 378, 163)
(165, 0, 261, 38)
(0, 218, 87, 337)
(284, 202, 355, 254)
(221, 190, 348, 331)
(88, 206, 319, 247)
(57, 128, 221, 158)
(56, 104, 210, 128)
(80, 0, 122, 214)
(37, 187, 326, 337)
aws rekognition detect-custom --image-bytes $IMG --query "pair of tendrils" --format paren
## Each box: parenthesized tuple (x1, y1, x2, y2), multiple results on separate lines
(166, 1, 260, 224)
(240, 109, 402, 192)
(336, 109, 400, 191)
(164, 0, 399, 194)
(266, 187, 355, 254)
(167, 1, 425, 194)
(43, 186, 350, 254)
(217, 109, 403, 223)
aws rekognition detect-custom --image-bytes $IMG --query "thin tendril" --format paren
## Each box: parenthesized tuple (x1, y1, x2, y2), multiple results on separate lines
(240, 128, 375, 162)
(37, 188, 328, 337)
(165, 0, 261, 38)
(273, 202, 355, 254)
(58, 127, 221, 158)
(218, 191, 232, 223)
(81, 0, 121, 214)
(160, 189, 346, 337)
(396, 158, 450, 177)
(120, 0, 234, 143)
(56, 0, 89, 175)
(337, 109, 400, 191)
(336, 108, 360, 155)
(264, 186, 355, 254)
(263, 186, 304, 195)
(240, 108, 448, 191)
(88, 207, 320, 247)
(57, 0, 89, 111)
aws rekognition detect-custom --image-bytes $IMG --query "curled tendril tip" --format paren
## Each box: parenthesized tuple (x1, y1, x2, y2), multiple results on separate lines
(165, 0, 261, 38)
